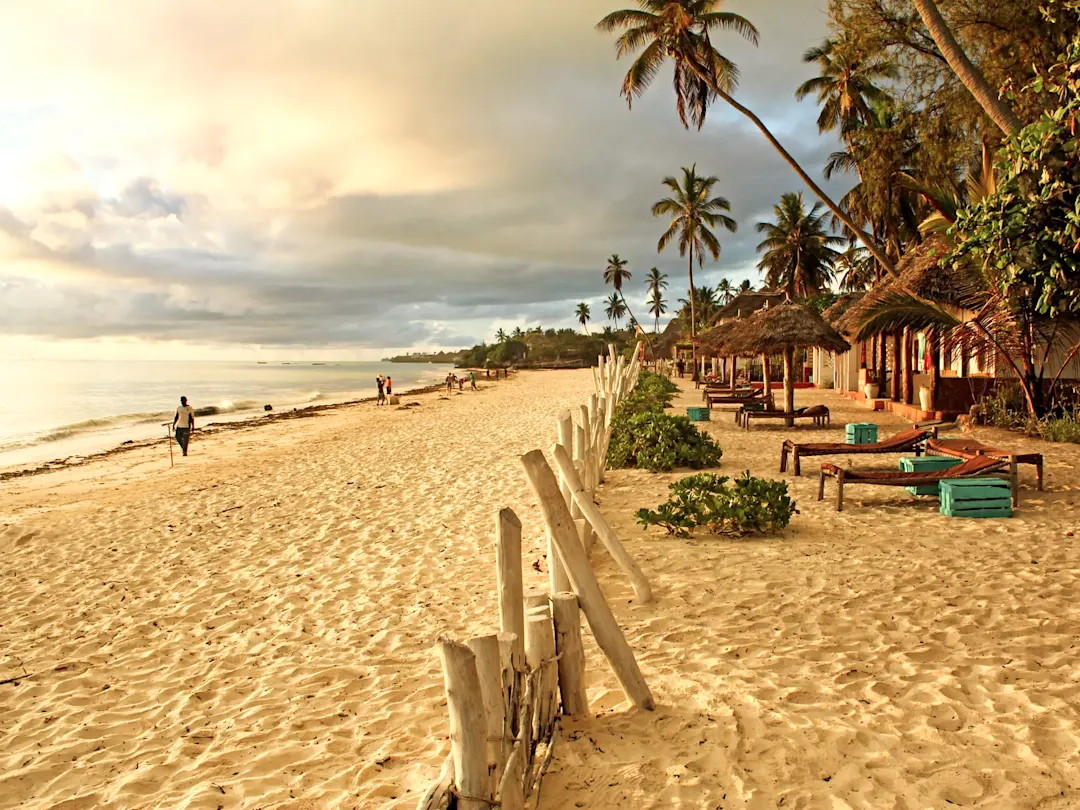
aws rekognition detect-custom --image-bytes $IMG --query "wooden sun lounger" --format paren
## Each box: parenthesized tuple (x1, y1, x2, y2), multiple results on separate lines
(706, 390, 772, 409)
(816, 454, 1013, 512)
(926, 437, 1044, 491)
(780, 427, 933, 475)
(743, 405, 829, 430)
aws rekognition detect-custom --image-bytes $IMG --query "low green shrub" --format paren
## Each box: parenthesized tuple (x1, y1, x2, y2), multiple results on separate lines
(1037, 415, 1080, 443)
(616, 370, 680, 416)
(635, 472, 796, 538)
(607, 411, 722, 472)
(972, 383, 1080, 443)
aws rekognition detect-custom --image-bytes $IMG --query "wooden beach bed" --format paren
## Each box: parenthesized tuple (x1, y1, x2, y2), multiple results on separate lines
(780, 427, 933, 475)
(741, 404, 830, 430)
(927, 437, 1044, 491)
(816, 454, 1013, 512)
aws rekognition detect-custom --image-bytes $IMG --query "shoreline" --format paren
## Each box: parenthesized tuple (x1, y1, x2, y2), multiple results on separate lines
(0, 381, 448, 483)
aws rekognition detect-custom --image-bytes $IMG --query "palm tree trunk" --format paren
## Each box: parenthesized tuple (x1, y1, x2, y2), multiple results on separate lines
(688, 251, 698, 382)
(783, 347, 796, 427)
(619, 294, 655, 354)
(912, 0, 1023, 136)
(701, 84, 897, 277)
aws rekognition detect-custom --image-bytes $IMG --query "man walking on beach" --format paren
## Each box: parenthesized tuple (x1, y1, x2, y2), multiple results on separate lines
(376, 375, 385, 406)
(173, 396, 195, 457)
(470, 371, 476, 390)
(385, 376, 393, 399)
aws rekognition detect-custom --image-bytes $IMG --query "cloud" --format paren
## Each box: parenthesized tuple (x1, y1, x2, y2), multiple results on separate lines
(0, 0, 846, 357)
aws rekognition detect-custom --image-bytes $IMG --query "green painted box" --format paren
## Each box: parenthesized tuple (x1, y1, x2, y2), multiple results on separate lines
(846, 422, 879, 445)
(939, 478, 1013, 518)
(686, 406, 710, 422)
(899, 455, 962, 496)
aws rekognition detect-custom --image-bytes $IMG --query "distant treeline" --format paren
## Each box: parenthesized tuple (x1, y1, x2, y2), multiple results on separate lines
(383, 351, 465, 364)
(456, 327, 637, 369)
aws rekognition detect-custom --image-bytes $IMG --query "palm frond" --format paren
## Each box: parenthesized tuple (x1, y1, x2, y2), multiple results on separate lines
(852, 291, 962, 342)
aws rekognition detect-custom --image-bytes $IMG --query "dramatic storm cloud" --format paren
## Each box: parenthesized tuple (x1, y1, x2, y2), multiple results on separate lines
(0, 0, 846, 358)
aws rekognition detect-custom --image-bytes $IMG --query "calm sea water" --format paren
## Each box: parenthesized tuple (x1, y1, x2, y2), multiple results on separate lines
(0, 360, 453, 468)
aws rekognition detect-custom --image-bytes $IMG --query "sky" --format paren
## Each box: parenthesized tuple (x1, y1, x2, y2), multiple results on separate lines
(0, 0, 850, 361)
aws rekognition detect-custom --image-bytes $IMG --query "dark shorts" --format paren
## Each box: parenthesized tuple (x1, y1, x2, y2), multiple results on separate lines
(175, 428, 191, 453)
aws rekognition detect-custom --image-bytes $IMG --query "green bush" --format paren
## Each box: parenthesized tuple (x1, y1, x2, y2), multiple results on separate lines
(607, 411, 723, 472)
(1036, 415, 1080, 443)
(635, 472, 797, 538)
(617, 369, 679, 416)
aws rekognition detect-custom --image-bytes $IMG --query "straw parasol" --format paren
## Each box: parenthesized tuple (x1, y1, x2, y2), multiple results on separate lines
(723, 301, 851, 424)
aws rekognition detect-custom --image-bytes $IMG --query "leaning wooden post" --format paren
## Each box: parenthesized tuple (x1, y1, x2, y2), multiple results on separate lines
(467, 634, 506, 790)
(551, 444, 653, 603)
(437, 638, 490, 810)
(520, 450, 655, 710)
(525, 614, 557, 738)
(574, 516, 593, 556)
(496, 509, 525, 666)
(548, 415, 574, 593)
(551, 593, 588, 716)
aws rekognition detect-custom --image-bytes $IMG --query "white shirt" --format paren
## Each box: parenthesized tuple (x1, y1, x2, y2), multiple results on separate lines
(175, 405, 195, 429)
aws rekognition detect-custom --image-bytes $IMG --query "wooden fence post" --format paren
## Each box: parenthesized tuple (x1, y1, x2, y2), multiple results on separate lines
(550, 412, 574, 592)
(495, 508, 524, 666)
(523, 588, 549, 617)
(467, 634, 506, 791)
(525, 614, 557, 738)
(551, 593, 588, 716)
(437, 638, 490, 810)
(550, 444, 653, 603)
(519, 450, 655, 710)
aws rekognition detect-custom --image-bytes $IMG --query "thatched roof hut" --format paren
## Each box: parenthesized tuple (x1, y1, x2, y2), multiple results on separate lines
(650, 316, 691, 359)
(724, 302, 851, 357)
(713, 290, 786, 322)
(835, 236, 962, 338)
(722, 302, 850, 422)
(693, 320, 743, 356)
(822, 292, 865, 326)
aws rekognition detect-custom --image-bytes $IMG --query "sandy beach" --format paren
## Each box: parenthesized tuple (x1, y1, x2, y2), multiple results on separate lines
(3, 369, 1080, 809)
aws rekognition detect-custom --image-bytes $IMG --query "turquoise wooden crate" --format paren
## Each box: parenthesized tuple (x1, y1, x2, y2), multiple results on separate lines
(686, 406, 710, 422)
(845, 422, 878, 445)
(899, 456, 962, 495)
(939, 478, 1013, 518)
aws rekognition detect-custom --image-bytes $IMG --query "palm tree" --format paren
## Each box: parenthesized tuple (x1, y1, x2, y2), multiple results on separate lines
(604, 292, 628, 329)
(796, 35, 898, 136)
(647, 290, 667, 331)
(496, 328, 508, 343)
(603, 254, 650, 347)
(756, 192, 844, 299)
(652, 164, 737, 373)
(597, 0, 897, 275)
(716, 278, 734, 303)
(836, 245, 875, 291)
(645, 267, 668, 299)
(911, 0, 1022, 136)
(575, 302, 592, 334)
(739, 279, 752, 293)
(512, 326, 524, 339)
(677, 285, 721, 329)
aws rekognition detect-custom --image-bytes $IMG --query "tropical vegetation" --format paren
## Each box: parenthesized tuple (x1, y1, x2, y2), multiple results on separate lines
(635, 472, 796, 537)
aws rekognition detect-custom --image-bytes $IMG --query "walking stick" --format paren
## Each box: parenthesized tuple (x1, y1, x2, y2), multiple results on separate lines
(163, 422, 174, 468)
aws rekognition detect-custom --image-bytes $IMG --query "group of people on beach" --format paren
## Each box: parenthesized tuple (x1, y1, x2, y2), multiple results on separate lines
(445, 371, 478, 392)
(375, 375, 394, 406)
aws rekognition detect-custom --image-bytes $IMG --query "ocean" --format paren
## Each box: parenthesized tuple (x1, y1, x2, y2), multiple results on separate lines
(0, 360, 454, 469)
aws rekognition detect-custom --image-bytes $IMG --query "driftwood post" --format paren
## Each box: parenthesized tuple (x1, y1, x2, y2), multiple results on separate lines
(525, 614, 557, 738)
(437, 638, 490, 810)
(524, 588, 549, 617)
(520, 450, 655, 710)
(550, 412, 574, 592)
(551, 593, 588, 716)
(467, 634, 506, 791)
(550, 444, 653, 603)
(495, 508, 524, 666)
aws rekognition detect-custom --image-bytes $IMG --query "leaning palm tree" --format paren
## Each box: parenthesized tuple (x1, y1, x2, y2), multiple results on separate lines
(604, 292, 628, 329)
(756, 192, 844, 299)
(597, 0, 896, 275)
(911, 0, 1022, 136)
(647, 290, 667, 332)
(652, 164, 737, 375)
(575, 302, 592, 334)
(604, 254, 653, 350)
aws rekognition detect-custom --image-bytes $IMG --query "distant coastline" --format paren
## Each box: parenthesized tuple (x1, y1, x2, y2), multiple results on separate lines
(383, 351, 465, 364)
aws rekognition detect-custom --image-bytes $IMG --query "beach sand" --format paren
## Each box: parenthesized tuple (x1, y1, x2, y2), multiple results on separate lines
(541, 381, 1080, 810)
(0, 370, 595, 810)
(3, 370, 1080, 809)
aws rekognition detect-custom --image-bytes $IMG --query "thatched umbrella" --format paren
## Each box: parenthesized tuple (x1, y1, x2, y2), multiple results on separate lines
(822, 292, 865, 328)
(723, 302, 851, 424)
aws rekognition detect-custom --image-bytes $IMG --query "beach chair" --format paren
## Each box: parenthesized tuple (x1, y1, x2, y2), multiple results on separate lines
(706, 390, 772, 409)
(926, 437, 1044, 492)
(743, 405, 830, 431)
(816, 454, 1013, 512)
(701, 384, 753, 402)
(780, 427, 933, 475)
